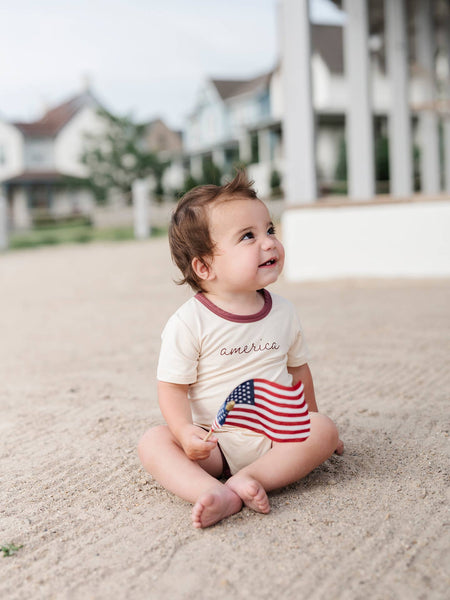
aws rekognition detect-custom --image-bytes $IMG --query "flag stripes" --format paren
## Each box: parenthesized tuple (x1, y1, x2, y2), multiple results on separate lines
(210, 378, 311, 443)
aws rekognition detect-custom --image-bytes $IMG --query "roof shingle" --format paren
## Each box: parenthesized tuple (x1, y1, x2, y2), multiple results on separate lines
(13, 91, 99, 137)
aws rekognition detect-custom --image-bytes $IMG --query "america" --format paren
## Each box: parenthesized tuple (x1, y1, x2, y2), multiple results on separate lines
(219, 341, 280, 356)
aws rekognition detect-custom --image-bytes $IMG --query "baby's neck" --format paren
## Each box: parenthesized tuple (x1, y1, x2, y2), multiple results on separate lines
(202, 290, 265, 316)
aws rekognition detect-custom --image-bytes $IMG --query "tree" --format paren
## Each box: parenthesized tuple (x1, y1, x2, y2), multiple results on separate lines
(202, 157, 222, 185)
(81, 108, 165, 204)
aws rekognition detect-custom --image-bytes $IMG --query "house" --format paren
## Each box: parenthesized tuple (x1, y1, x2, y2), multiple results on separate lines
(0, 90, 106, 230)
(142, 118, 182, 160)
(0, 92, 183, 230)
(141, 118, 185, 196)
(182, 21, 357, 197)
(182, 9, 446, 199)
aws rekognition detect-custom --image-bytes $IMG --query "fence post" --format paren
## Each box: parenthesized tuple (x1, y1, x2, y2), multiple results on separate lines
(0, 190, 9, 251)
(132, 179, 150, 240)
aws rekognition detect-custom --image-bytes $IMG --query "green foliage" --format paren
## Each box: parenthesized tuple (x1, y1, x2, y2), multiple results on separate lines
(250, 133, 259, 164)
(334, 137, 347, 181)
(81, 108, 165, 204)
(10, 224, 136, 249)
(375, 135, 390, 181)
(174, 174, 199, 198)
(33, 214, 92, 229)
(1, 543, 23, 557)
(334, 134, 397, 185)
(413, 144, 421, 191)
(270, 169, 282, 196)
(202, 158, 222, 185)
(175, 160, 224, 198)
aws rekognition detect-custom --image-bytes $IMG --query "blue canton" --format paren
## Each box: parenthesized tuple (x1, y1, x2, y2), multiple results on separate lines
(216, 379, 255, 426)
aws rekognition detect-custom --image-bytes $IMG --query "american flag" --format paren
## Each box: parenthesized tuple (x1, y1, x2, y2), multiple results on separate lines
(210, 378, 310, 443)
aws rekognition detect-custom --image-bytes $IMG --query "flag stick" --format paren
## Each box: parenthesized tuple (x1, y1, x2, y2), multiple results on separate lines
(203, 428, 214, 442)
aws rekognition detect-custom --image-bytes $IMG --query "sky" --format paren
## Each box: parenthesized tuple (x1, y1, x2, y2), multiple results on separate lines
(0, 0, 344, 130)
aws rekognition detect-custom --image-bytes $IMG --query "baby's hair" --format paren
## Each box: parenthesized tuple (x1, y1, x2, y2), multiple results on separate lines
(169, 170, 258, 291)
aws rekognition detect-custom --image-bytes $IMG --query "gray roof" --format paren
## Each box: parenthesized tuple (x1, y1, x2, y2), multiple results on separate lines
(211, 72, 272, 101)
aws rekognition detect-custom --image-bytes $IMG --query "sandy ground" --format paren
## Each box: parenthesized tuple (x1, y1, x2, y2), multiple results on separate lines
(1, 237, 449, 600)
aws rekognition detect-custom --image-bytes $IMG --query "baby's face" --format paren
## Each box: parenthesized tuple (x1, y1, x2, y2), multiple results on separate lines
(205, 197, 285, 294)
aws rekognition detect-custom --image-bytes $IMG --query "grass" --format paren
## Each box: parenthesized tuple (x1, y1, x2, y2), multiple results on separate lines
(9, 224, 167, 250)
(1, 543, 23, 557)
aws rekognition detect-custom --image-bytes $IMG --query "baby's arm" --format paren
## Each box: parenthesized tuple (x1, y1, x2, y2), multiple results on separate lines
(157, 381, 218, 461)
(288, 363, 318, 412)
(288, 363, 344, 454)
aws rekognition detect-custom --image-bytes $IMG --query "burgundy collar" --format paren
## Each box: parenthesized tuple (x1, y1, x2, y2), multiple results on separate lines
(194, 290, 272, 323)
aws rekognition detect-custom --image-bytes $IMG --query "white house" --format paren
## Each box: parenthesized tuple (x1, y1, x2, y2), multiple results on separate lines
(183, 21, 370, 197)
(0, 90, 105, 230)
(182, 2, 449, 200)
(0, 90, 184, 230)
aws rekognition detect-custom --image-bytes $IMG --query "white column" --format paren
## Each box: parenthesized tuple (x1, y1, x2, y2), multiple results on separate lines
(443, 9, 450, 194)
(444, 117, 450, 194)
(343, 0, 375, 200)
(384, 0, 413, 197)
(212, 148, 226, 170)
(415, 0, 440, 194)
(190, 155, 203, 180)
(0, 189, 8, 251)
(132, 179, 150, 240)
(257, 129, 272, 165)
(238, 133, 252, 163)
(12, 188, 32, 230)
(280, 0, 316, 204)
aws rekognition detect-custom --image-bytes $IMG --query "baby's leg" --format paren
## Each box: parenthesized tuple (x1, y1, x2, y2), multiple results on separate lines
(138, 425, 242, 528)
(226, 412, 338, 508)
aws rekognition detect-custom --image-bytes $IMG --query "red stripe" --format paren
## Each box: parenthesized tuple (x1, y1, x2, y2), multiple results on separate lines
(253, 378, 303, 392)
(254, 389, 303, 401)
(224, 421, 310, 442)
(226, 415, 310, 436)
(232, 407, 309, 426)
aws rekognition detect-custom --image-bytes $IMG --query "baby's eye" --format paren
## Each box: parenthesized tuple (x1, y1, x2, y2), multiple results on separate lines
(268, 225, 276, 235)
(241, 231, 254, 240)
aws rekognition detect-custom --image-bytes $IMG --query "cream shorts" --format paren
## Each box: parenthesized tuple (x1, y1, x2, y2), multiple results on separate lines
(212, 425, 273, 475)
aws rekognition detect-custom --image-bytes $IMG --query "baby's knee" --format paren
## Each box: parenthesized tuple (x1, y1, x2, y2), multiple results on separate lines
(137, 425, 170, 461)
(310, 413, 339, 452)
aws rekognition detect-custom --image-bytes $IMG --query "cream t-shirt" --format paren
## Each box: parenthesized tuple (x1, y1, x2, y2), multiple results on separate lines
(156, 290, 309, 427)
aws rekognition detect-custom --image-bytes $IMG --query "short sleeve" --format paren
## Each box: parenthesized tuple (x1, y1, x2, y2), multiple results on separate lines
(287, 311, 310, 368)
(156, 313, 199, 384)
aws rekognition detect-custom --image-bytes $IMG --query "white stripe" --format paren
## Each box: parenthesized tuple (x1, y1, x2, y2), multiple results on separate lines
(255, 388, 305, 405)
(255, 381, 304, 399)
(228, 411, 311, 432)
(252, 396, 308, 415)
(225, 418, 310, 441)
(231, 404, 309, 423)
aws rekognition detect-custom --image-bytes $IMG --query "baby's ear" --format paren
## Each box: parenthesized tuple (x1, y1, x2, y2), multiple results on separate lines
(191, 257, 214, 281)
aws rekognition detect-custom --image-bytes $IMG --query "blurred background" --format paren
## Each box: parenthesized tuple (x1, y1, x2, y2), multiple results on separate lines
(0, 0, 448, 256)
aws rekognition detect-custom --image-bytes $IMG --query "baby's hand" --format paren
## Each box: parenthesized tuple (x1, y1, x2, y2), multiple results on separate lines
(335, 438, 344, 455)
(179, 424, 217, 461)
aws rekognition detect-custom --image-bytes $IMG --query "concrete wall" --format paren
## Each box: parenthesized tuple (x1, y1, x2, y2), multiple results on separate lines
(282, 200, 450, 280)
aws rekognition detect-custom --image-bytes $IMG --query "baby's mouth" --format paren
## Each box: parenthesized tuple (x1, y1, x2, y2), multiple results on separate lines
(259, 258, 277, 267)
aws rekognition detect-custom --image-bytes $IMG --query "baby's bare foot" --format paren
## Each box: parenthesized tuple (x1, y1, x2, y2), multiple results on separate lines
(226, 476, 270, 514)
(192, 486, 242, 529)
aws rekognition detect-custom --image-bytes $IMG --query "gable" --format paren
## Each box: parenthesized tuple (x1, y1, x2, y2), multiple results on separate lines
(13, 91, 101, 138)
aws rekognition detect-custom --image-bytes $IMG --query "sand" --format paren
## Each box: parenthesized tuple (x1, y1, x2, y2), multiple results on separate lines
(1, 237, 449, 599)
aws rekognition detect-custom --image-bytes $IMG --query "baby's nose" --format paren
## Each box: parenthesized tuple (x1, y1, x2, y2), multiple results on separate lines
(261, 236, 275, 250)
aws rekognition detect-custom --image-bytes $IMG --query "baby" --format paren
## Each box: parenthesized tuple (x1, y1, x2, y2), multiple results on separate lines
(138, 171, 343, 528)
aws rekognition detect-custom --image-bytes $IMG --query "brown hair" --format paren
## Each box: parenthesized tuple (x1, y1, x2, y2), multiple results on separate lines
(169, 170, 258, 291)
